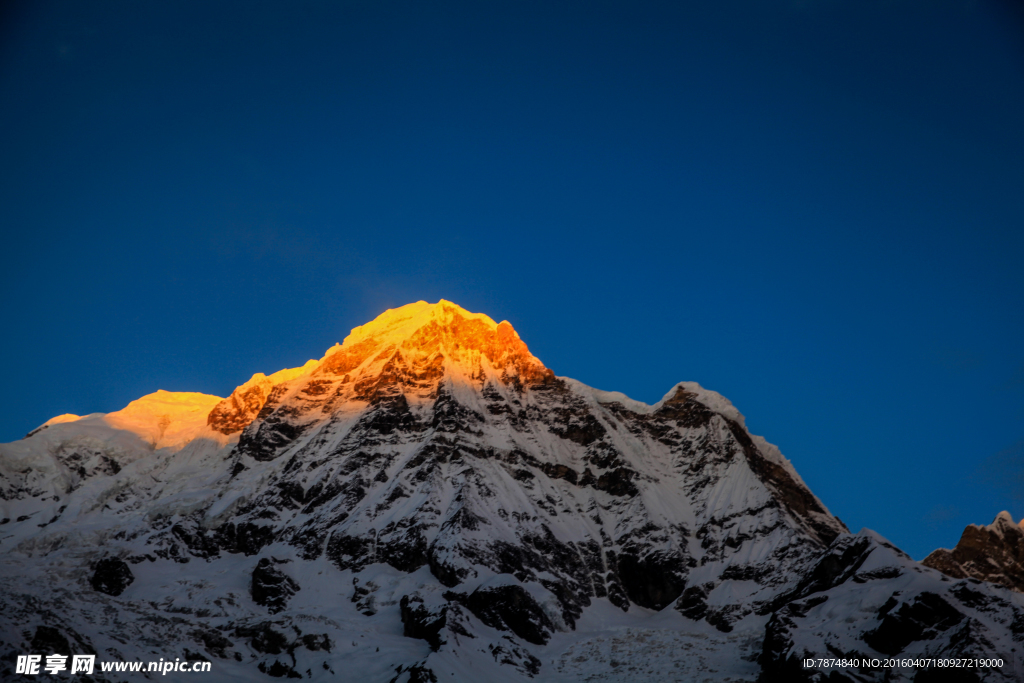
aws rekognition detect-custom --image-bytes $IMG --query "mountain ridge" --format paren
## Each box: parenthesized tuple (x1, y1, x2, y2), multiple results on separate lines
(923, 511, 1024, 593)
(1, 300, 1021, 682)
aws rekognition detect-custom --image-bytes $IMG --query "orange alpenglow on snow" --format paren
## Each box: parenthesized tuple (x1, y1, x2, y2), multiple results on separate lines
(317, 300, 552, 387)
(23, 391, 226, 450)
(103, 390, 224, 448)
(207, 361, 319, 435)
(207, 300, 553, 435)
(20, 301, 552, 442)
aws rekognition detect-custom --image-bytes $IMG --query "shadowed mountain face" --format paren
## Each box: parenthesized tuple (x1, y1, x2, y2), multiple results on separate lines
(1, 301, 1022, 682)
(924, 512, 1024, 593)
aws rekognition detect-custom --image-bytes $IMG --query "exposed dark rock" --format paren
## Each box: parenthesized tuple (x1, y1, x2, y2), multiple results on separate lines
(923, 512, 1024, 593)
(326, 533, 374, 572)
(543, 388, 607, 446)
(577, 538, 607, 598)
(389, 663, 439, 683)
(90, 557, 134, 596)
(233, 622, 290, 655)
(677, 582, 713, 621)
(757, 598, 858, 683)
(654, 387, 716, 428)
(721, 563, 772, 582)
(427, 548, 466, 588)
(616, 549, 686, 610)
(760, 535, 873, 615)
(757, 612, 803, 682)
(300, 633, 332, 652)
(442, 526, 593, 627)
(513, 468, 535, 482)
(171, 521, 222, 559)
(452, 583, 556, 645)
(251, 558, 300, 614)
(432, 386, 484, 433)
(399, 596, 446, 650)
(237, 414, 309, 462)
(25, 624, 96, 663)
(190, 628, 235, 658)
(864, 592, 965, 655)
(706, 605, 741, 633)
(377, 524, 429, 573)
(301, 379, 334, 396)
(361, 393, 423, 435)
(487, 641, 542, 677)
(541, 463, 578, 484)
(30, 625, 71, 656)
(578, 468, 597, 488)
(601, 548, 630, 611)
(258, 659, 303, 678)
(851, 566, 903, 583)
(351, 577, 379, 615)
(595, 467, 639, 497)
(606, 580, 630, 611)
(214, 522, 276, 556)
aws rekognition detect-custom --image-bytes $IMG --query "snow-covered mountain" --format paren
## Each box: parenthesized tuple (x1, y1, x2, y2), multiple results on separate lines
(2, 300, 1022, 682)
(924, 512, 1024, 594)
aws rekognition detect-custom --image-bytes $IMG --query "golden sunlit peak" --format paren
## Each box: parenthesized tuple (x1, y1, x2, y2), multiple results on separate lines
(317, 300, 553, 387)
(41, 413, 82, 427)
(342, 300, 503, 347)
(108, 390, 222, 421)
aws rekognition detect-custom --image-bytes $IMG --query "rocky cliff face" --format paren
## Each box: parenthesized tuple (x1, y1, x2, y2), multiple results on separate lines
(1, 301, 1022, 682)
(923, 512, 1024, 593)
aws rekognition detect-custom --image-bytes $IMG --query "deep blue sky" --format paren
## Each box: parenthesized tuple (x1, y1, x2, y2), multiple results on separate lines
(2, 0, 1023, 560)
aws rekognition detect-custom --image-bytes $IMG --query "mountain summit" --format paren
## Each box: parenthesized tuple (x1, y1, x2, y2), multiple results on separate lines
(320, 299, 552, 387)
(1, 301, 1021, 682)
(207, 300, 550, 439)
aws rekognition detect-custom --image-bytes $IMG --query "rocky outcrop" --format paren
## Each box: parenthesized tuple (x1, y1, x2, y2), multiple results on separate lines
(89, 557, 134, 596)
(208, 376, 276, 435)
(758, 532, 1019, 682)
(30, 625, 71, 656)
(923, 511, 1024, 592)
(450, 582, 556, 646)
(208, 361, 317, 436)
(863, 591, 964, 655)
(251, 557, 301, 613)
(399, 596, 447, 650)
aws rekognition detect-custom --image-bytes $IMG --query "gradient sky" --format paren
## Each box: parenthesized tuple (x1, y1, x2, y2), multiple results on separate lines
(2, 0, 1023, 560)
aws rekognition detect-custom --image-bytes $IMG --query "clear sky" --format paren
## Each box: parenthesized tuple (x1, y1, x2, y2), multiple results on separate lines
(2, 0, 1022, 560)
